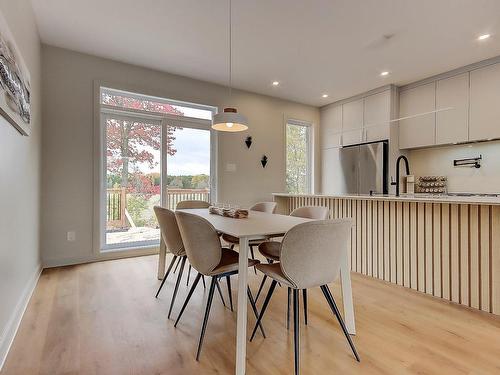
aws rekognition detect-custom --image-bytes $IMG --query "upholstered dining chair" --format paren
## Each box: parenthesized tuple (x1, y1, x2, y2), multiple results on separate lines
(154, 205, 227, 317)
(221, 201, 277, 273)
(174, 210, 265, 361)
(175, 200, 211, 286)
(250, 219, 360, 375)
(255, 206, 329, 325)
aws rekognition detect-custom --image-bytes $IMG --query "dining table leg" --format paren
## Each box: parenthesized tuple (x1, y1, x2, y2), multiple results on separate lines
(236, 236, 249, 375)
(339, 251, 356, 335)
(157, 234, 167, 280)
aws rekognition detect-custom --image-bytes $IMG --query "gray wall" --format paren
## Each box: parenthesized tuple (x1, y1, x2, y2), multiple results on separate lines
(41, 45, 319, 266)
(0, 0, 42, 365)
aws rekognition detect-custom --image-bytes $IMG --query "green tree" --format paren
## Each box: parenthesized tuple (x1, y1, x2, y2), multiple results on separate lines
(286, 124, 309, 194)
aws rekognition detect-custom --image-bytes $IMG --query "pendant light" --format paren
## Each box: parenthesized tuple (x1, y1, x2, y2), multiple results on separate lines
(212, 0, 248, 132)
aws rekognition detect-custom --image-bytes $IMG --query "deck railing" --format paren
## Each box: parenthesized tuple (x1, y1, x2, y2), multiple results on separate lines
(106, 187, 210, 228)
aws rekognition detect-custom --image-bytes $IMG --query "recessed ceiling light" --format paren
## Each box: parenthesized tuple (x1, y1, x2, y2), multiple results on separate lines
(380, 71, 390, 76)
(478, 34, 491, 40)
(322, 94, 329, 98)
(272, 81, 280, 86)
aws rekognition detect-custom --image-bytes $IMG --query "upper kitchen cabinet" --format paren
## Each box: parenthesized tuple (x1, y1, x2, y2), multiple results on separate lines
(470, 62, 500, 141)
(364, 90, 391, 142)
(320, 103, 342, 149)
(399, 82, 436, 149)
(342, 98, 364, 146)
(435, 73, 469, 145)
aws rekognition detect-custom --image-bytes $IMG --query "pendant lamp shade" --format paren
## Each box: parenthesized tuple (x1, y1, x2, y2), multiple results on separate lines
(212, 107, 248, 132)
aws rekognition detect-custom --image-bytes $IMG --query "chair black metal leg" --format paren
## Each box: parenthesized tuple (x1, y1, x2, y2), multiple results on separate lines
(287, 287, 291, 329)
(249, 245, 257, 274)
(226, 276, 234, 312)
(168, 256, 186, 319)
(303, 289, 308, 325)
(321, 285, 360, 362)
(255, 275, 268, 304)
(187, 264, 192, 286)
(247, 287, 266, 338)
(293, 289, 300, 375)
(196, 277, 217, 361)
(173, 256, 182, 273)
(250, 280, 278, 341)
(215, 279, 226, 307)
(201, 275, 206, 289)
(174, 273, 202, 327)
(155, 255, 177, 298)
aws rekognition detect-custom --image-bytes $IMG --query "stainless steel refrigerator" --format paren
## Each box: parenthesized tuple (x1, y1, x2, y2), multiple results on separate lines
(338, 140, 388, 195)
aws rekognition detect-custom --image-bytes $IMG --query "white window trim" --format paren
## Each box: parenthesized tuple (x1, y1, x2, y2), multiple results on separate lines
(285, 118, 314, 194)
(93, 81, 218, 255)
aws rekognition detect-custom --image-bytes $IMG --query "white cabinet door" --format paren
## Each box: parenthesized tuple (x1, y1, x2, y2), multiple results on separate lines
(321, 104, 342, 149)
(321, 147, 344, 194)
(436, 73, 469, 145)
(470, 63, 500, 141)
(342, 99, 363, 145)
(364, 90, 391, 142)
(399, 82, 436, 149)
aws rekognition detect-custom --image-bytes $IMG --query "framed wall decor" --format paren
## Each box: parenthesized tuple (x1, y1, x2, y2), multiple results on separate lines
(0, 9, 31, 136)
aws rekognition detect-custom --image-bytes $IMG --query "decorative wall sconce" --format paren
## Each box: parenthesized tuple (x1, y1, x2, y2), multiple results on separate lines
(261, 155, 268, 168)
(245, 136, 252, 149)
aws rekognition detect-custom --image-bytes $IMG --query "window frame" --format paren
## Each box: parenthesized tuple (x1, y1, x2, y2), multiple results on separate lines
(94, 83, 217, 255)
(285, 118, 314, 195)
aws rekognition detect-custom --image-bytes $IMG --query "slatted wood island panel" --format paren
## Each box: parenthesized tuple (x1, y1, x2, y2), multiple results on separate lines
(273, 193, 500, 315)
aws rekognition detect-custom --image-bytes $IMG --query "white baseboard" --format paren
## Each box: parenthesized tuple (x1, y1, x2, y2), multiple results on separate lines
(43, 246, 159, 268)
(0, 264, 42, 371)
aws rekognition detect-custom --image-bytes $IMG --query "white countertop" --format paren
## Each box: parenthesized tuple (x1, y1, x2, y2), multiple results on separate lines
(273, 192, 500, 205)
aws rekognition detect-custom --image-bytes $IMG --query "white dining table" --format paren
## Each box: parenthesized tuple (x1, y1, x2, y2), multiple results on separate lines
(157, 208, 356, 375)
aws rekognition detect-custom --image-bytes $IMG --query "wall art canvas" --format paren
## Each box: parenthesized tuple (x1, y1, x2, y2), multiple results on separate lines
(0, 10, 31, 136)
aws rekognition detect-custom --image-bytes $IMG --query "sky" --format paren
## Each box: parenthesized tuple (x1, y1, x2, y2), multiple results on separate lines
(167, 127, 210, 175)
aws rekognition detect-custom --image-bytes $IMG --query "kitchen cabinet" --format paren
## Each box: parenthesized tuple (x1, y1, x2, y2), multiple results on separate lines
(321, 147, 343, 194)
(342, 99, 363, 146)
(364, 90, 391, 142)
(470, 62, 500, 141)
(320, 104, 342, 149)
(399, 82, 436, 149)
(436, 73, 469, 145)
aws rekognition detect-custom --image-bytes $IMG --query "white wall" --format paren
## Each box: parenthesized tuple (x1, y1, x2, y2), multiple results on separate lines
(41, 45, 319, 267)
(0, 0, 42, 368)
(409, 140, 500, 193)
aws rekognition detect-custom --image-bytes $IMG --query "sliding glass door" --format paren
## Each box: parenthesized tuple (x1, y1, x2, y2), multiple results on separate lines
(100, 113, 214, 252)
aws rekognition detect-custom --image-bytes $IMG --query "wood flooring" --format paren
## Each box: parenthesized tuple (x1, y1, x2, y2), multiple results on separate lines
(2, 255, 500, 375)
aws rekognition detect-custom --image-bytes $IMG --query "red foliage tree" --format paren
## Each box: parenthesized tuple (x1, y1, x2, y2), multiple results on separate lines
(103, 92, 183, 190)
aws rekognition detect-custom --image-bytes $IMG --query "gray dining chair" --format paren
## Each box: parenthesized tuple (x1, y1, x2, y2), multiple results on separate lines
(250, 219, 360, 375)
(154, 205, 226, 317)
(221, 201, 277, 273)
(174, 210, 265, 361)
(255, 206, 329, 325)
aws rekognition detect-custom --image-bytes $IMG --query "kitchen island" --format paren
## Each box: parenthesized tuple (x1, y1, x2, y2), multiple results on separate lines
(273, 193, 500, 315)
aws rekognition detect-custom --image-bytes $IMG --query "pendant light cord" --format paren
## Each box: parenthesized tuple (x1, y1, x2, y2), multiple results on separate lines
(228, 0, 232, 99)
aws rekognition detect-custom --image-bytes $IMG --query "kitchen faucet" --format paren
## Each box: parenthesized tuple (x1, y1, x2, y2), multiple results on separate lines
(391, 155, 410, 197)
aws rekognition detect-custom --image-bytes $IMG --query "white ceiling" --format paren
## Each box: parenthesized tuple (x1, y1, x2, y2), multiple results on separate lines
(31, 0, 500, 106)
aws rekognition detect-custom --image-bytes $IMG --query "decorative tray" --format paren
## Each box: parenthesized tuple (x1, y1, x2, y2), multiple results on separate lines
(208, 206, 249, 219)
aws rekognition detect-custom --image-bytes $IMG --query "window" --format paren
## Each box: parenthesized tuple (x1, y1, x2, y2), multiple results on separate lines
(99, 87, 216, 251)
(285, 119, 312, 194)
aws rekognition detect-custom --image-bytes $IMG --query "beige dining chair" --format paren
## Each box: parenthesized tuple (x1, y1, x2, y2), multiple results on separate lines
(250, 219, 360, 375)
(221, 201, 277, 273)
(154, 205, 227, 316)
(174, 210, 265, 361)
(175, 200, 211, 287)
(255, 206, 329, 325)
